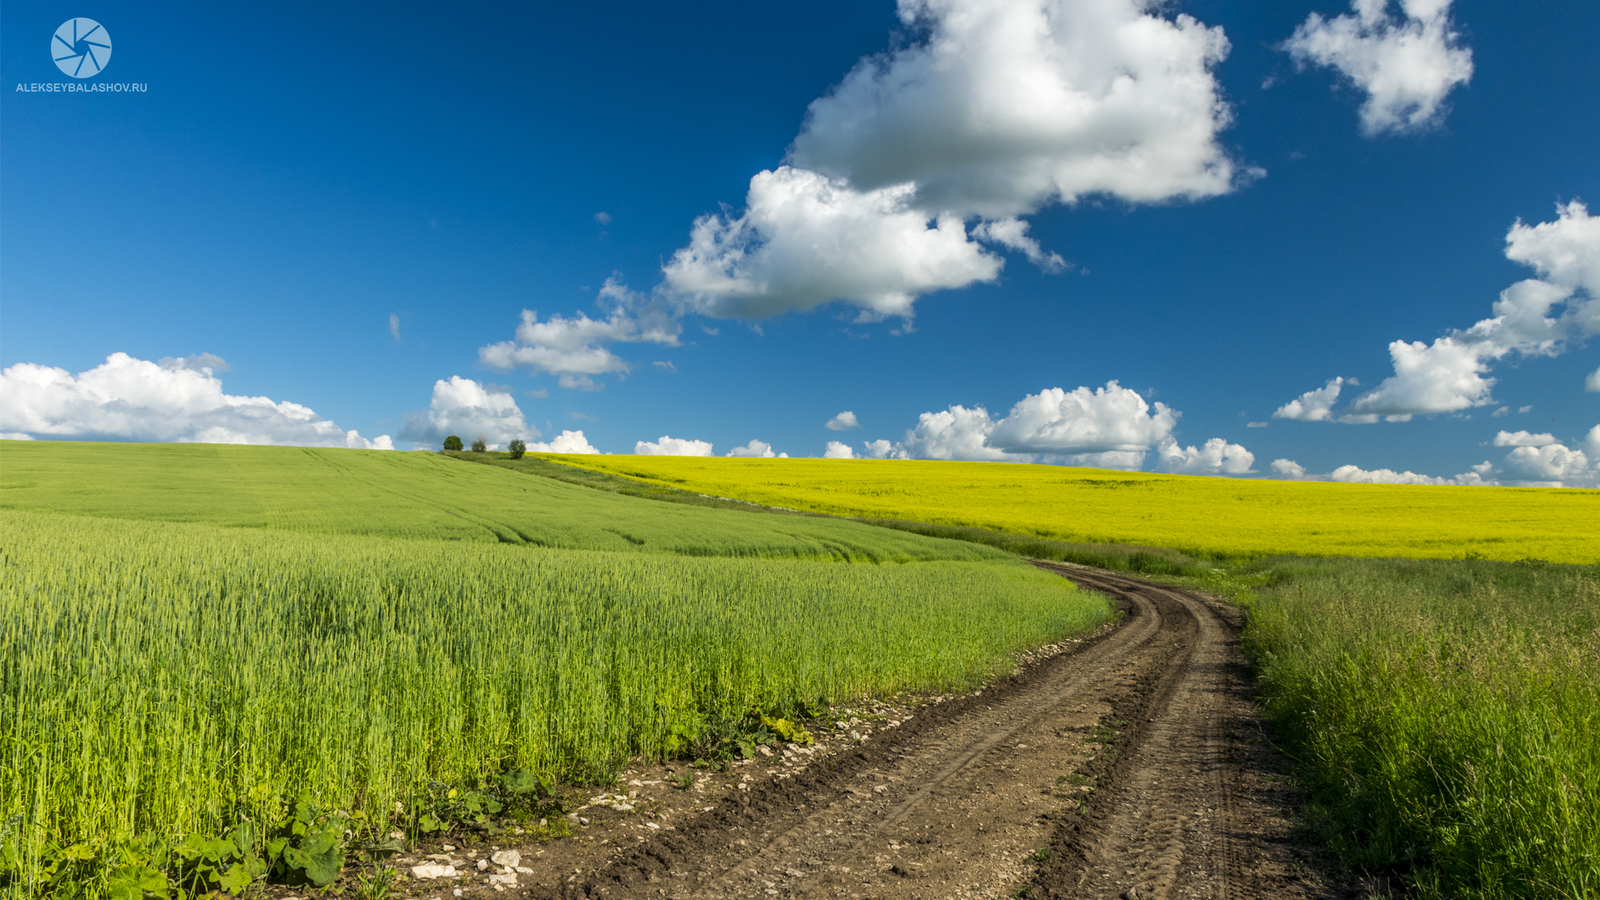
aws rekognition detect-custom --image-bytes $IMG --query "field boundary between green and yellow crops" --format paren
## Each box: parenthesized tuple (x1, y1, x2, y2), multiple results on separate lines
(465, 452, 1600, 898)
(456, 450, 1217, 576)
(512, 452, 1600, 565)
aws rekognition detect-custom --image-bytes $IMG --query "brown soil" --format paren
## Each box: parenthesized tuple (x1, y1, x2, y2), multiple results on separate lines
(350, 566, 1357, 900)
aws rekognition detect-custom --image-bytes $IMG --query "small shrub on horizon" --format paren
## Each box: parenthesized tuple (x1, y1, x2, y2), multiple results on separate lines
(509, 439, 527, 459)
(442, 435, 463, 452)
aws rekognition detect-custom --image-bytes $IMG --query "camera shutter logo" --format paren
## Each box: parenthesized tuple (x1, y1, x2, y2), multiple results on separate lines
(53, 18, 112, 78)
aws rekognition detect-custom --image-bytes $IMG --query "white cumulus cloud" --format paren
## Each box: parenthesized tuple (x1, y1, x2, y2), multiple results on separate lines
(662, 168, 1003, 322)
(1344, 336, 1494, 419)
(0, 352, 393, 449)
(1500, 443, 1593, 486)
(896, 405, 1021, 462)
(528, 430, 601, 454)
(1587, 367, 1600, 392)
(1276, 202, 1600, 422)
(823, 440, 857, 459)
(791, 0, 1239, 217)
(635, 435, 714, 456)
(1270, 458, 1308, 479)
(1329, 464, 1485, 485)
(1492, 430, 1558, 448)
(880, 382, 1220, 470)
(1154, 437, 1255, 475)
(662, 0, 1241, 323)
(478, 276, 681, 390)
(986, 383, 1179, 461)
(1505, 200, 1600, 302)
(728, 439, 778, 458)
(399, 376, 533, 449)
(1479, 426, 1600, 487)
(864, 439, 901, 459)
(1283, 0, 1473, 135)
(825, 410, 860, 431)
(1273, 377, 1345, 421)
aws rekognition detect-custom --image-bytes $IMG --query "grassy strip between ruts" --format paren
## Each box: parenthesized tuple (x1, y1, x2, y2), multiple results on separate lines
(478, 453, 1600, 897)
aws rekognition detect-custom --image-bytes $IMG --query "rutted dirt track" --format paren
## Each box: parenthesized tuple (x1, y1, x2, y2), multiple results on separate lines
(529, 565, 1350, 900)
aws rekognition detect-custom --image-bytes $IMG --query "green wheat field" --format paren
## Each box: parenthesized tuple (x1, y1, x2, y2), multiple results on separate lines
(0, 441, 1110, 897)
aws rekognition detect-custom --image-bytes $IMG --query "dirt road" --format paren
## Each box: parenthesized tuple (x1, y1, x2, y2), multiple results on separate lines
(526, 565, 1349, 900)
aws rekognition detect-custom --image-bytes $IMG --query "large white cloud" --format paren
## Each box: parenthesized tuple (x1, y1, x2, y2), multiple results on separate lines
(1154, 437, 1255, 475)
(662, 168, 1003, 321)
(1484, 426, 1600, 487)
(1283, 0, 1473, 135)
(895, 405, 1022, 462)
(1505, 199, 1600, 301)
(399, 376, 533, 449)
(986, 383, 1179, 458)
(792, 0, 1238, 217)
(1343, 336, 1495, 420)
(478, 277, 682, 390)
(1499, 444, 1593, 486)
(872, 382, 1246, 473)
(635, 435, 714, 456)
(0, 353, 392, 449)
(1276, 202, 1600, 422)
(662, 0, 1241, 323)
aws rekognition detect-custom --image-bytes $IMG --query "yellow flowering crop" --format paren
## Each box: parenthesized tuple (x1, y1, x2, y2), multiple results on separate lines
(543, 455, 1600, 564)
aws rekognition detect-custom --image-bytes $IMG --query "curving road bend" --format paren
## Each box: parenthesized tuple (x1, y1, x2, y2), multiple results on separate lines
(544, 564, 1347, 900)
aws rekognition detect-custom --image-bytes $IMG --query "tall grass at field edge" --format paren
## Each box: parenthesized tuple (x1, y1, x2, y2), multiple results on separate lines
(1239, 557, 1600, 899)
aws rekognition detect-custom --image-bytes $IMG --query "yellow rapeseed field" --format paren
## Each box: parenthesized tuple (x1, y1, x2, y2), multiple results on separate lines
(540, 455, 1600, 564)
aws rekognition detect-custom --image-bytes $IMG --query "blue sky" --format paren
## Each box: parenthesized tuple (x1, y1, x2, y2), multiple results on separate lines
(3, 0, 1598, 486)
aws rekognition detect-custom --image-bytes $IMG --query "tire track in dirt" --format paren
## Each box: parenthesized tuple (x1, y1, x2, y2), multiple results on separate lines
(541, 566, 1348, 900)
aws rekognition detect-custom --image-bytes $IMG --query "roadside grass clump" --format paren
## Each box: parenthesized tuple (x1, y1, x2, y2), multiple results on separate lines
(0, 509, 1110, 897)
(1240, 557, 1600, 899)
(535, 454, 1600, 564)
